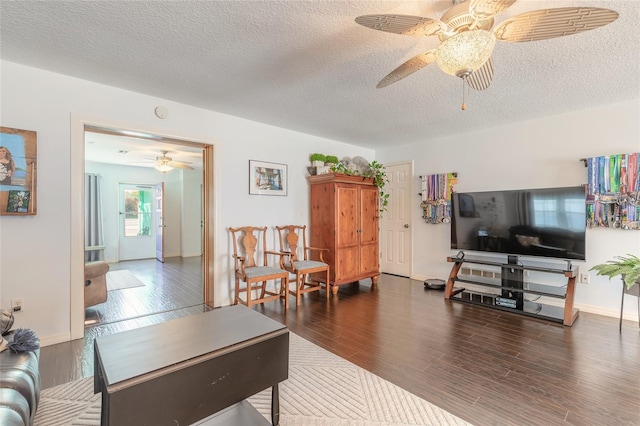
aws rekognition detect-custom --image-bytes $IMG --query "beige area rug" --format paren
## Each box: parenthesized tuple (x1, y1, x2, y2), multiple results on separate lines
(34, 333, 470, 426)
(106, 270, 145, 291)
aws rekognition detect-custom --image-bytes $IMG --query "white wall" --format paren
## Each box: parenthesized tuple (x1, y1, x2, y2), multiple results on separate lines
(163, 171, 183, 258)
(0, 61, 373, 345)
(377, 100, 640, 320)
(181, 171, 203, 257)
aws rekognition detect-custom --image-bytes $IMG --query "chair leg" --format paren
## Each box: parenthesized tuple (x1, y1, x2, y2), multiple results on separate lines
(234, 278, 240, 305)
(283, 276, 289, 310)
(296, 274, 303, 306)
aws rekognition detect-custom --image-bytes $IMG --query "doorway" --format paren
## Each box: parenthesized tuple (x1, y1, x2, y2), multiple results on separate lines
(118, 183, 157, 261)
(84, 128, 206, 326)
(72, 117, 215, 338)
(380, 161, 413, 277)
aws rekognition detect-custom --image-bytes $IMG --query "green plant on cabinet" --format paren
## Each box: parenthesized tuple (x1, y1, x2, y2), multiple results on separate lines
(330, 160, 389, 215)
(325, 155, 339, 165)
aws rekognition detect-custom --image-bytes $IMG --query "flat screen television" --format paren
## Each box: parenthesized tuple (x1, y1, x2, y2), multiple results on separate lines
(450, 186, 586, 260)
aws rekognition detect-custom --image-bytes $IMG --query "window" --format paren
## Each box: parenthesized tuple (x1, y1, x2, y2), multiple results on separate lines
(532, 195, 583, 231)
(123, 189, 152, 237)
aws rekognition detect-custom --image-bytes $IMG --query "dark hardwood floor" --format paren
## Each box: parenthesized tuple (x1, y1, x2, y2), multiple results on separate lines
(41, 272, 640, 426)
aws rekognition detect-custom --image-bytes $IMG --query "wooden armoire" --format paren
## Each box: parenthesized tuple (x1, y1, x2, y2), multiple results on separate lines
(308, 173, 379, 294)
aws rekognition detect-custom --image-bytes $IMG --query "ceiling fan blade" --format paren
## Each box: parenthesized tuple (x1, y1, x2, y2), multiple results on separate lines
(355, 15, 446, 37)
(493, 7, 619, 43)
(376, 50, 437, 89)
(467, 57, 494, 91)
(126, 161, 154, 165)
(469, 0, 516, 23)
(171, 162, 194, 170)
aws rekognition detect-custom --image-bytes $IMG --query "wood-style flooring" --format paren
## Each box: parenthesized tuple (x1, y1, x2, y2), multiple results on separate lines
(84, 256, 203, 326)
(40, 269, 640, 426)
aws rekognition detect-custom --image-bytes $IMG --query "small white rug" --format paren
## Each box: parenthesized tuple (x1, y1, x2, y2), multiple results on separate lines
(106, 270, 145, 291)
(35, 333, 470, 425)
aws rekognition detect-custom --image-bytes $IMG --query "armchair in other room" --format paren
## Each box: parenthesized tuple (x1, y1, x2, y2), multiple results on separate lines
(84, 261, 109, 308)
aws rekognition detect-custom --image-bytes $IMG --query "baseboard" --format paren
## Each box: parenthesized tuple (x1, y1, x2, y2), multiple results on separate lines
(39, 332, 72, 347)
(575, 302, 638, 322)
(181, 253, 202, 258)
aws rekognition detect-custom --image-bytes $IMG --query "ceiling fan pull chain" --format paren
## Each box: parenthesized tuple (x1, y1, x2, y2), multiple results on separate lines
(461, 77, 467, 111)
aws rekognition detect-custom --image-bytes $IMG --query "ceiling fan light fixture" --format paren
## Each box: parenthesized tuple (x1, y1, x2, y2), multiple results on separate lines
(154, 163, 173, 172)
(435, 29, 496, 77)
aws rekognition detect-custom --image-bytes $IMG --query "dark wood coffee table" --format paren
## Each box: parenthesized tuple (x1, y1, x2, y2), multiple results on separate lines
(94, 305, 289, 425)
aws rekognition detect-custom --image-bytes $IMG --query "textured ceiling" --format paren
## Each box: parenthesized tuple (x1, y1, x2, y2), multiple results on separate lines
(1, 0, 639, 151)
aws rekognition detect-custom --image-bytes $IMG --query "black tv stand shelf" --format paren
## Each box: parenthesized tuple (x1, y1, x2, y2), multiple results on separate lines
(445, 255, 579, 326)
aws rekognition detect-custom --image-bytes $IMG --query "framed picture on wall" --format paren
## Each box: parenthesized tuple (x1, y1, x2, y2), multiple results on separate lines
(0, 126, 37, 215)
(249, 160, 287, 196)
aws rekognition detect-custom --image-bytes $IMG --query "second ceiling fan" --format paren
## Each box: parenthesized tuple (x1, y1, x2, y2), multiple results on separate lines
(151, 151, 194, 172)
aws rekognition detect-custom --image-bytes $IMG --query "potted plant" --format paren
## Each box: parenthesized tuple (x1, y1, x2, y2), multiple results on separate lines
(330, 161, 350, 175)
(325, 155, 339, 166)
(590, 254, 640, 290)
(309, 153, 326, 168)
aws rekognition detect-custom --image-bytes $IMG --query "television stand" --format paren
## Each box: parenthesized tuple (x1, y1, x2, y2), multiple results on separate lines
(444, 255, 579, 326)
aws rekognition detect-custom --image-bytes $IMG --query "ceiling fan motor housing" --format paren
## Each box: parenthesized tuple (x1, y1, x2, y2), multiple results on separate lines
(439, 1, 493, 41)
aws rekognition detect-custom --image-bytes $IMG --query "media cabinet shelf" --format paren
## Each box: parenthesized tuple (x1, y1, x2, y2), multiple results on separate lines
(445, 255, 579, 326)
(453, 276, 568, 298)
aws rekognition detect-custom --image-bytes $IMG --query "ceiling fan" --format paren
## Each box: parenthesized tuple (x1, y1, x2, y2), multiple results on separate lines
(355, 0, 619, 108)
(149, 151, 194, 172)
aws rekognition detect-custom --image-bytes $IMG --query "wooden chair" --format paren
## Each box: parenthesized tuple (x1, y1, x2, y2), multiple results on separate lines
(229, 226, 289, 309)
(275, 225, 330, 306)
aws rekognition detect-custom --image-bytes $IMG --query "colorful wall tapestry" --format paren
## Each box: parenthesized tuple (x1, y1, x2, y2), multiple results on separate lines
(585, 152, 639, 229)
(419, 173, 457, 224)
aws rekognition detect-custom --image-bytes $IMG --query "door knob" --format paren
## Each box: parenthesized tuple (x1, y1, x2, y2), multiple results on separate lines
(404, 224, 409, 228)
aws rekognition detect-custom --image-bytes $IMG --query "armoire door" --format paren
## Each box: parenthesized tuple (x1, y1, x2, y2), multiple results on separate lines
(359, 185, 379, 276)
(335, 184, 358, 282)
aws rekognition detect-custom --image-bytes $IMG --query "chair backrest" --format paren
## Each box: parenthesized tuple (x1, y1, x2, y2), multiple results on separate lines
(275, 225, 308, 262)
(229, 226, 268, 268)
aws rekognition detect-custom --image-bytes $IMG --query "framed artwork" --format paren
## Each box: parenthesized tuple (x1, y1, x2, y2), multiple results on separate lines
(249, 160, 287, 196)
(0, 127, 37, 215)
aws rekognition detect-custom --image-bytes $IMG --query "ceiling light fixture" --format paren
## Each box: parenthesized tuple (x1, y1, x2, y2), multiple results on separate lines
(435, 29, 496, 110)
(154, 163, 173, 173)
(435, 29, 495, 78)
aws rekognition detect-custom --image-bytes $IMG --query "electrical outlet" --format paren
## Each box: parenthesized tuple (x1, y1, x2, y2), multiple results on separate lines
(580, 273, 590, 284)
(11, 298, 24, 312)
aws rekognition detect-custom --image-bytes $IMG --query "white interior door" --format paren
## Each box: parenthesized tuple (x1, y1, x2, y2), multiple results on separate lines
(380, 162, 412, 277)
(155, 182, 164, 263)
(118, 183, 156, 261)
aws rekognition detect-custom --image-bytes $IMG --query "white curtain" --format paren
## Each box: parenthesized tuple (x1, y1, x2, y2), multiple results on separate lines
(85, 173, 104, 262)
